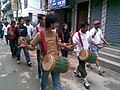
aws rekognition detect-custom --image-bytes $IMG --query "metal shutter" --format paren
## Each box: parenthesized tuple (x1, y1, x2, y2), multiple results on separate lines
(106, 0, 120, 46)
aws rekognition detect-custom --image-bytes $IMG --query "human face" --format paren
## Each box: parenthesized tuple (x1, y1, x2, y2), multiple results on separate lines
(40, 16, 46, 25)
(51, 22, 59, 30)
(26, 21, 29, 25)
(63, 25, 68, 31)
(82, 25, 89, 33)
(12, 23, 16, 27)
(20, 19, 24, 25)
(95, 24, 100, 29)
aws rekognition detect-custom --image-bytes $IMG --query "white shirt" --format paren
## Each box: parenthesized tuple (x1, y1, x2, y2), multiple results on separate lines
(72, 30, 92, 56)
(32, 24, 43, 37)
(25, 24, 33, 38)
(90, 27, 103, 44)
(3, 24, 10, 35)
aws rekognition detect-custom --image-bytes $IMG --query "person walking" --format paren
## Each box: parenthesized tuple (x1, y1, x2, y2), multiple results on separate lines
(19, 14, 73, 90)
(25, 18, 33, 39)
(0, 21, 4, 39)
(88, 20, 110, 75)
(73, 21, 93, 89)
(58, 23, 71, 58)
(3, 22, 10, 44)
(32, 14, 46, 80)
(14, 17, 32, 66)
(7, 21, 17, 58)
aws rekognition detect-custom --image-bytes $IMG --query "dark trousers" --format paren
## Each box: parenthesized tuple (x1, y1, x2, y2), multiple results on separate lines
(37, 49, 42, 79)
(5, 35, 8, 44)
(16, 47, 30, 62)
(61, 49, 68, 58)
(0, 32, 3, 39)
(77, 57, 87, 78)
(9, 40, 17, 57)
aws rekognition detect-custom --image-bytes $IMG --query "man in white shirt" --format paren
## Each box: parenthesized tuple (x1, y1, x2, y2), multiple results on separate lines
(89, 20, 110, 75)
(72, 21, 92, 89)
(3, 22, 10, 44)
(25, 18, 33, 39)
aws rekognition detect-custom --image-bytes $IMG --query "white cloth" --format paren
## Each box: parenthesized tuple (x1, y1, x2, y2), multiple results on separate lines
(3, 24, 10, 35)
(90, 27, 104, 44)
(24, 24, 33, 38)
(32, 24, 43, 37)
(32, 24, 44, 50)
(72, 30, 92, 56)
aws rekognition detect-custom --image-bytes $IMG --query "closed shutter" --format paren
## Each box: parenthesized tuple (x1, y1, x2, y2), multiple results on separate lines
(90, 0, 103, 28)
(106, 0, 120, 46)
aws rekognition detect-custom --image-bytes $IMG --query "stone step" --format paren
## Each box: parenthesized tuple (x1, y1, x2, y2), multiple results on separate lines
(99, 51, 120, 63)
(98, 46, 120, 73)
(99, 57, 120, 73)
(100, 47, 120, 56)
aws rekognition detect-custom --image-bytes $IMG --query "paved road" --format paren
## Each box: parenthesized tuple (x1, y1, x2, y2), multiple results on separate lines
(0, 39, 120, 90)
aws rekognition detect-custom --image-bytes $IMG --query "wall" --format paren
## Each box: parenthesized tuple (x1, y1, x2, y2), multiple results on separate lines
(105, 0, 120, 46)
(19, 0, 46, 22)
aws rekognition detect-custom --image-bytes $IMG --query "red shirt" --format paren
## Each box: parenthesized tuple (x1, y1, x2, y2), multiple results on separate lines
(7, 26, 16, 40)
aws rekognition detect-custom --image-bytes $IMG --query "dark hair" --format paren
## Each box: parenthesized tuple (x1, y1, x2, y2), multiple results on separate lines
(38, 14, 46, 20)
(81, 21, 89, 28)
(62, 23, 68, 32)
(18, 17, 24, 22)
(45, 14, 59, 28)
(11, 21, 16, 25)
(25, 18, 30, 22)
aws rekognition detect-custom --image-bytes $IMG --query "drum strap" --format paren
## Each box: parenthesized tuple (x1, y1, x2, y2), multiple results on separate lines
(18, 26, 21, 36)
(39, 30, 47, 53)
(61, 33, 64, 42)
(92, 29, 98, 38)
(36, 26, 39, 32)
(78, 32, 84, 49)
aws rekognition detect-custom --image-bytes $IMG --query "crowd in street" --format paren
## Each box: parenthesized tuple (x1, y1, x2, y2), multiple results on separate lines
(0, 13, 110, 90)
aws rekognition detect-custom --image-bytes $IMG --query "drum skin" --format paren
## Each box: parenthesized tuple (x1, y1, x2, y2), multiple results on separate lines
(43, 54, 70, 73)
(18, 37, 30, 45)
(79, 50, 97, 63)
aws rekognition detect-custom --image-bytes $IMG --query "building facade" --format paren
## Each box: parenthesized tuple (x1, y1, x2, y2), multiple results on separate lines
(1, 0, 47, 22)
(48, 0, 120, 46)
(17, 0, 46, 22)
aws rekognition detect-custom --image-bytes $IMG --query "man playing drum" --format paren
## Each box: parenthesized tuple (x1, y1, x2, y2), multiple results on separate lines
(19, 14, 73, 90)
(72, 21, 98, 89)
(88, 20, 110, 75)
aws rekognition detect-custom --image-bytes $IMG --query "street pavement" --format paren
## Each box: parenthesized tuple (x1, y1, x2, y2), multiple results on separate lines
(0, 39, 120, 90)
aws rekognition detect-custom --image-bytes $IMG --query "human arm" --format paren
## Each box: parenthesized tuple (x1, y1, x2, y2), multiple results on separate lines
(101, 38, 110, 46)
(56, 33, 73, 49)
(19, 33, 40, 50)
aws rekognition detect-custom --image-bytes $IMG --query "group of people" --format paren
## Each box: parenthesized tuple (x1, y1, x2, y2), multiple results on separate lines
(0, 18, 34, 66)
(1, 13, 110, 90)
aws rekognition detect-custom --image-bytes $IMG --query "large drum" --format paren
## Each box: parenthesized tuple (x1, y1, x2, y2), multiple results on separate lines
(79, 50, 97, 63)
(18, 36, 30, 45)
(42, 54, 70, 73)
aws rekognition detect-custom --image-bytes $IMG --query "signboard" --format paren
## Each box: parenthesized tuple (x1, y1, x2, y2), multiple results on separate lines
(48, 0, 66, 9)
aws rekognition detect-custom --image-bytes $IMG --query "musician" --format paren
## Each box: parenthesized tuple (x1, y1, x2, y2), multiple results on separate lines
(88, 20, 110, 75)
(58, 23, 72, 58)
(72, 21, 94, 89)
(7, 21, 17, 58)
(14, 17, 32, 66)
(19, 14, 72, 90)
(32, 14, 46, 80)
